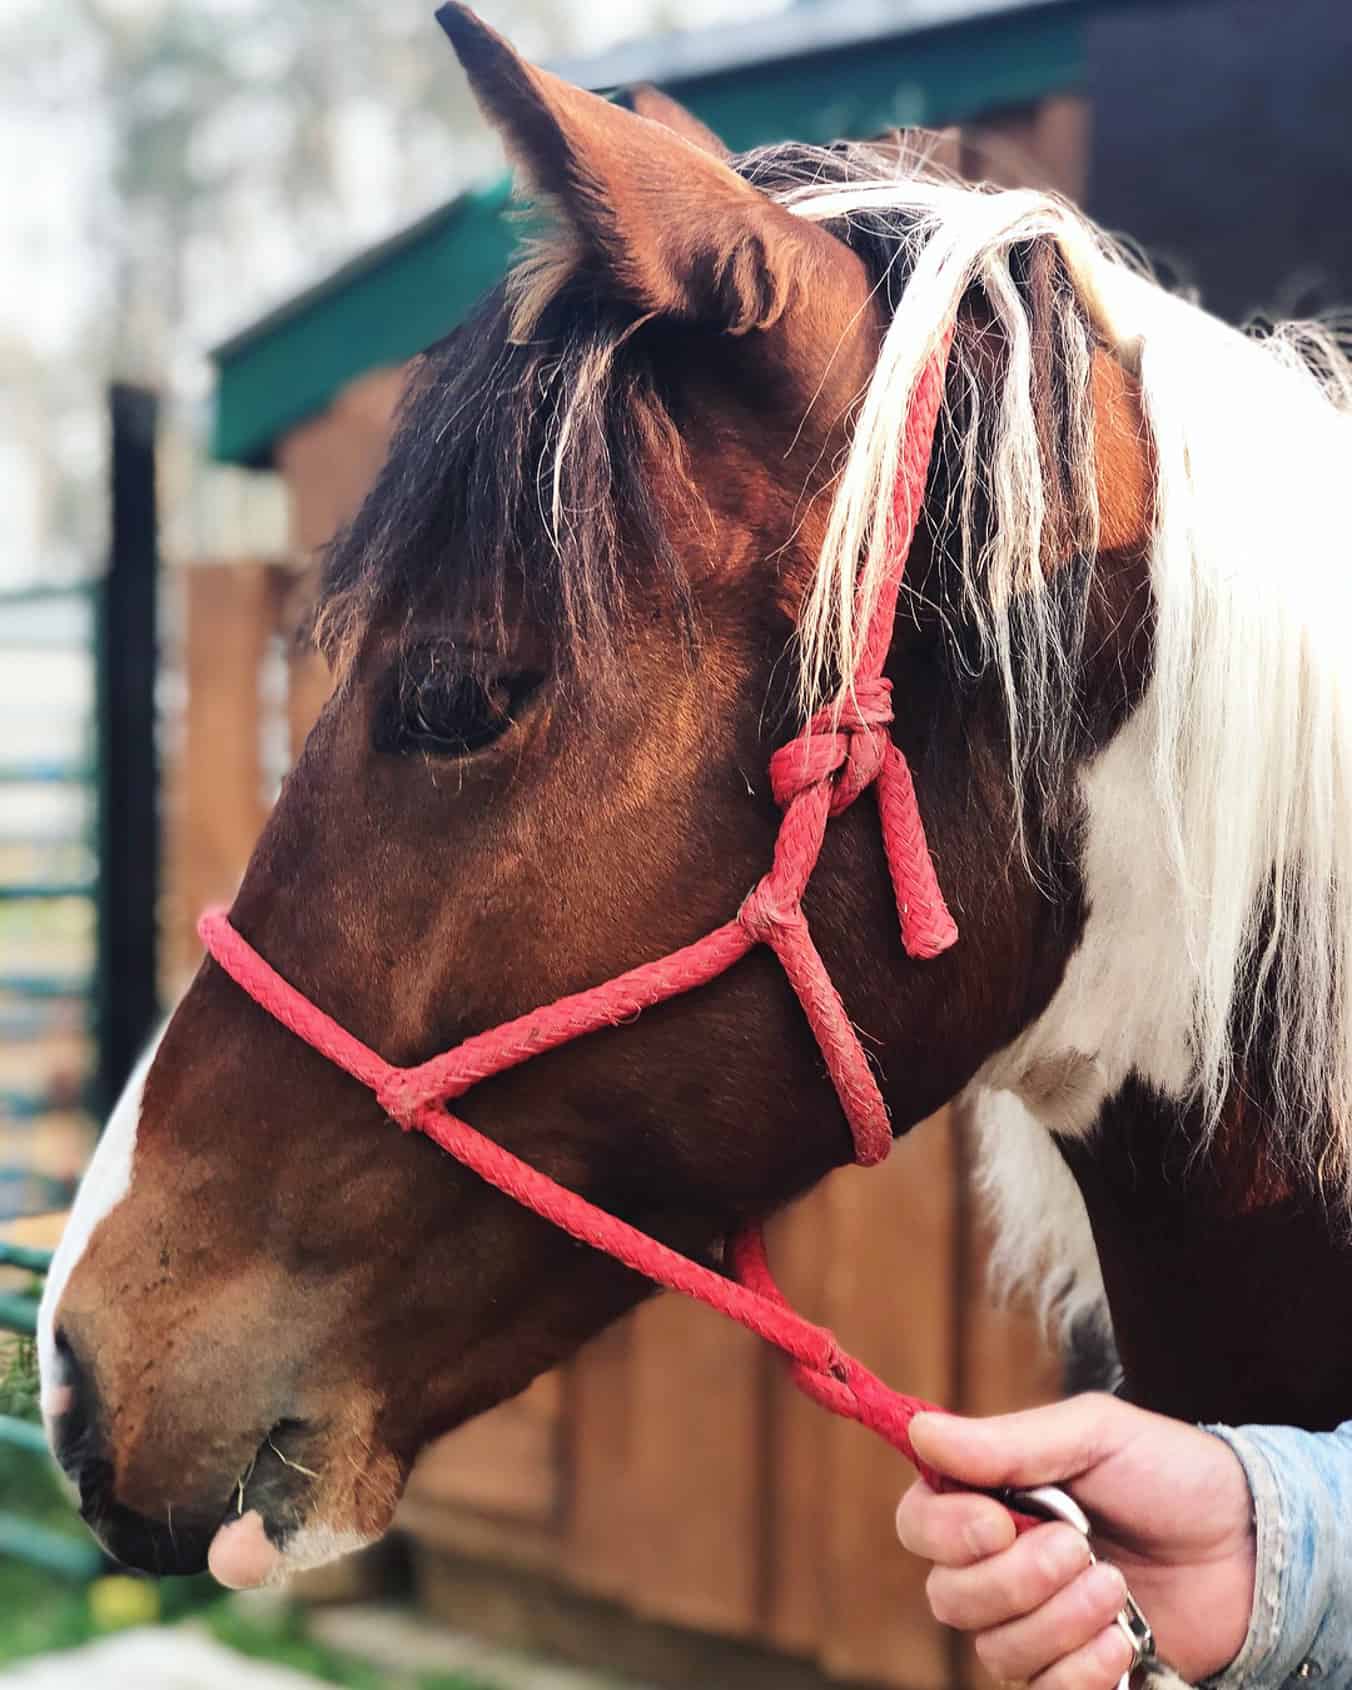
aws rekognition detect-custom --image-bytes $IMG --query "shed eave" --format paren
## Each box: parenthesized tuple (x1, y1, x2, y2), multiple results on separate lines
(213, 0, 1088, 468)
(552, 0, 1077, 92)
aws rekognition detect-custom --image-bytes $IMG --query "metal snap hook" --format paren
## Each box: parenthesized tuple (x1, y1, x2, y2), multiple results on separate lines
(997, 1484, 1156, 1690)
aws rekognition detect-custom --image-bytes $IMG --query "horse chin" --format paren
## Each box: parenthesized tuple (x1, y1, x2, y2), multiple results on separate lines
(204, 1445, 400, 1588)
(206, 1403, 404, 1588)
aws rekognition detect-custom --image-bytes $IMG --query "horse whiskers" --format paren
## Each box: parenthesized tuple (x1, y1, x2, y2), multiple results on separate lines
(267, 1435, 320, 1480)
(230, 1437, 320, 1519)
(343, 1447, 397, 1511)
(236, 1451, 257, 1515)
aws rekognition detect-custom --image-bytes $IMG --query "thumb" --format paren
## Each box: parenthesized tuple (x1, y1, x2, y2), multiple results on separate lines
(909, 1395, 1129, 1490)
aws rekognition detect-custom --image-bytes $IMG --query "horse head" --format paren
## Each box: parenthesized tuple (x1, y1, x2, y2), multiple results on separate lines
(47, 3, 1264, 1587)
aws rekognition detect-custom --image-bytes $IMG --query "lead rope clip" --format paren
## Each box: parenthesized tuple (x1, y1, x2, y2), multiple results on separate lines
(999, 1484, 1157, 1690)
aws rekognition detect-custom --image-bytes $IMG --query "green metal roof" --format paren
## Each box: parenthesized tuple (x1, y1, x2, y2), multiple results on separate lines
(212, 0, 1086, 468)
(213, 176, 519, 468)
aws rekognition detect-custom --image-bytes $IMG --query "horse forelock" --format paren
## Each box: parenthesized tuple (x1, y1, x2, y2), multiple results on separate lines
(311, 141, 937, 689)
(312, 281, 698, 686)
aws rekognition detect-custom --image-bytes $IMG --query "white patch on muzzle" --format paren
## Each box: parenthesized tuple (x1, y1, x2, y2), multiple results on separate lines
(37, 1036, 160, 1433)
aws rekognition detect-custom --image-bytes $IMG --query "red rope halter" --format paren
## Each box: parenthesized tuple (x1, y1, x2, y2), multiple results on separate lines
(199, 327, 1020, 1513)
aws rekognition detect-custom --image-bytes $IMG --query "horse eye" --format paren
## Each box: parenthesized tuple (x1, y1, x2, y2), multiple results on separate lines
(382, 668, 539, 757)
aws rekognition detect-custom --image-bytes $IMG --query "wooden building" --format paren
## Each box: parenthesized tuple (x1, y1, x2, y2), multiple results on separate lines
(186, 0, 1352, 1681)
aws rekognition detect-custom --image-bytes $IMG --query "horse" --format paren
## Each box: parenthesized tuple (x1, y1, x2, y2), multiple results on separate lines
(36, 3, 1352, 1674)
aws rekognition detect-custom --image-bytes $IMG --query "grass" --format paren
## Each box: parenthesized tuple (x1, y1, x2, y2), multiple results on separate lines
(0, 1328, 39, 1421)
(0, 1317, 496, 1688)
(0, 1319, 110, 1669)
(0, 1576, 501, 1688)
(207, 1603, 501, 1690)
(0, 1315, 74, 1543)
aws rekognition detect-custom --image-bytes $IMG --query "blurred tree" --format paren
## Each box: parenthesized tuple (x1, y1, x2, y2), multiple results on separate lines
(5, 0, 641, 380)
(0, 0, 729, 577)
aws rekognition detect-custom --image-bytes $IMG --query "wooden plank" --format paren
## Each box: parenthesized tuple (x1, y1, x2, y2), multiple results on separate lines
(274, 366, 406, 554)
(1028, 93, 1090, 202)
(816, 1112, 961, 1690)
(952, 1107, 1062, 1690)
(952, 1109, 1061, 1423)
(562, 1317, 639, 1602)
(397, 1494, 560, 1578)
(411, 1543, 884, 1690)
(619, 1292, 766, 1638)
(762, 1182, 837, 1658)
(403, 1373, 564, 1524)
(166, 564, 272, 983)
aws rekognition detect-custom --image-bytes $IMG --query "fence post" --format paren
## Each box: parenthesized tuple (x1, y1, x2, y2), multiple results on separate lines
(94, 385, 160, 1122)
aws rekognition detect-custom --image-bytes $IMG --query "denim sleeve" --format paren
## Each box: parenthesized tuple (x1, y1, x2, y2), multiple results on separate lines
(1201, 1420, 1352, 1690)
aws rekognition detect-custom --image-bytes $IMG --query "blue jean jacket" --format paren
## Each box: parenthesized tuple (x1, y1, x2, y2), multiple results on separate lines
(1204, 1422, 1352, 1689)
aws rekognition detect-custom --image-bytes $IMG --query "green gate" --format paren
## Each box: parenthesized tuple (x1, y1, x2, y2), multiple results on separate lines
(0, 1242, 102, 1580)
(0, 385, 160, 1582)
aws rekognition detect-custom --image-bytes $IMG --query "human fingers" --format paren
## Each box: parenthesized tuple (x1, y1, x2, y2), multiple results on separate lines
(1028, 1622, 1137, 1690)
(896, 1480, 1017, 1567)
(909, 1396, 1131, 1492)
(974, 1560, 1128, 1684)
(925, 1523, 1092, 1632)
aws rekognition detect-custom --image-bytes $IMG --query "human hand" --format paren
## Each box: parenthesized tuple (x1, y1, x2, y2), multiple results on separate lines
(896, 1394, 1255, 1687)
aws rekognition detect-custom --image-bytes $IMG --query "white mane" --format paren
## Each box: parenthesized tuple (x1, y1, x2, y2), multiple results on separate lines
(779, 152, 1352, 1204)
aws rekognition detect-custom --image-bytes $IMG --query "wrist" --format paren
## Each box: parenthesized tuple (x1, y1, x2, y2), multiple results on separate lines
(1188, 1436, 1256, 1680)
(1201, 1423, 1348, 1690)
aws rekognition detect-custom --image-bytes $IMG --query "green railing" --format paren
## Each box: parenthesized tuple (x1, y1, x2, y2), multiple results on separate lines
(0, 1243, 105, 1580)
(0, 1245, 47, 1335)
(0, 390, 159, 1590)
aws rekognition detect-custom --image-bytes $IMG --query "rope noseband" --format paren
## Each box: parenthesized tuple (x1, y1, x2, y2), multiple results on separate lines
(198, 328, 1007, 1506)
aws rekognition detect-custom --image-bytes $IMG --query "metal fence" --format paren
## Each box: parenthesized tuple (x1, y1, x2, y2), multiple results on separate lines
(0, 582, 99, 1220)
(0, 1242, 102, 1578)
(0, 384, 160, 1580)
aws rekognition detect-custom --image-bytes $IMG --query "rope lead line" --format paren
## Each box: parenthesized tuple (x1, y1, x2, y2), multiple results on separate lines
(197, 325, 1023, 1521)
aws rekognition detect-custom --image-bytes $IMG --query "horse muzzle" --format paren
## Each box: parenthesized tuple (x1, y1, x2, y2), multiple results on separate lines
(46, 1325, 313, 1581)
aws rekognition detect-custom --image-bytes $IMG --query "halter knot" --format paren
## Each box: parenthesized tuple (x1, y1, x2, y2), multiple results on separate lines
(376, 1072, 428, 1131)
(769, 677, 895, 816)
(737, 878, 801, 944)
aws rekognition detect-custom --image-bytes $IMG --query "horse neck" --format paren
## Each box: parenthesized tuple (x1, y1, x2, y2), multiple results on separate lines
(969, 666, 1352, 1430)
(1058, 1075, 1352, 1431)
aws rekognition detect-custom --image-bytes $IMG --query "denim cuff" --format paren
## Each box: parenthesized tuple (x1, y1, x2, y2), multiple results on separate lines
(1202, 1423, 1347, 1690)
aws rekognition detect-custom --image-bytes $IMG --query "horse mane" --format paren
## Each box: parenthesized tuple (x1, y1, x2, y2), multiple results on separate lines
(321, 133, 1352, 1207)
(778, 142, 1352, 1202)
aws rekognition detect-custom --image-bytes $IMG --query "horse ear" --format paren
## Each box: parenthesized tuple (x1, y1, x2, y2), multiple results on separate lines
(436, 4, 869, 337)
(624, 86, 730, 161)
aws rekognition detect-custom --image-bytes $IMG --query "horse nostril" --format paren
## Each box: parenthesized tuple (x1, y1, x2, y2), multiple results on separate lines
(50, 1327, 100, 1480)
(49, 1329, 124, 1540)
